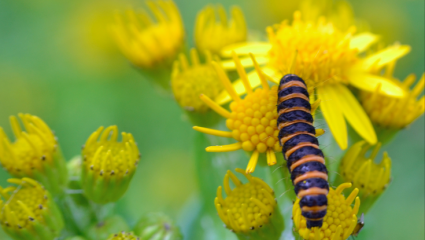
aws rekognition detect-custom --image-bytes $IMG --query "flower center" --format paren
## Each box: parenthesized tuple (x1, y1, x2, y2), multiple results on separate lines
(226, 86, 280, 153)
(268, 12, 358, 89)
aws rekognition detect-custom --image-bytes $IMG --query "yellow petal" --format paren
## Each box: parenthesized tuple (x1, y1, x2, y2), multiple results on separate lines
(333, 84, 377, 145)
(348, 73, 404, 97)
(221, 55, 269, 70)
(349, 33, 379, 52)
(359, 44, 411, 70)
(215, 67, 280, 105)
(221, 42, 271, 57)
(317, 86, 347, 150)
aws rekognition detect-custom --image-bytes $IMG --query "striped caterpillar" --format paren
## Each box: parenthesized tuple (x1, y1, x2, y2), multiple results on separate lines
(277, 74, 329, 228)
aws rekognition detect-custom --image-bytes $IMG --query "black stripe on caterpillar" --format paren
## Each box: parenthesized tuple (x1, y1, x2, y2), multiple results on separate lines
(277, 74, 329, 229)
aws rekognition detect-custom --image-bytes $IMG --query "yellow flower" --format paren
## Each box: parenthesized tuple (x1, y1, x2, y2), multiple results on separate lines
(0, 178, 64, 240)
(81, 125, 140, 204)
(107, 231, 138, 240)
(339, 141, 391, 212)
(293, 183, 360, 240)
(194, 4, 247, 55)
(171, 48, 223, 112)
(0, 114, 68, 195)
(111, 0, 184, 69)
(215, 169, 282, 236)
(193, 54, 322, 173)
(219, 11, 412, 150)
(360, 70, 424, 129)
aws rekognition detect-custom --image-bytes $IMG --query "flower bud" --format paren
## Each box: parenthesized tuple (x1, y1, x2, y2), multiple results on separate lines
(133, 212, 182, 240)
(215, 169, 283, 239)
(0, 178, 64, 240)
(81, 126, 140, 204)
(0, 114, 68, 196)
(293, 183, 360, 240)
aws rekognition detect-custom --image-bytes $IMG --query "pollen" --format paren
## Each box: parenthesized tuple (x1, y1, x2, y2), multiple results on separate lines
(293, 183, 360, 240)
(194, 4, 247, 54)
(227, 86, 280, 153)
(108, 231, 140, 240)
(0, 178, 49, 229)
(339, 141, 391, 198)
(171, 48, 223, 112)
(0, 114, 57, 177)
(82, 125, 140, 180)
(111, 0, 184, 69)
(267, 11, 358, 89)
(215, 169, 276, 233)
(360, 73, 424, 129)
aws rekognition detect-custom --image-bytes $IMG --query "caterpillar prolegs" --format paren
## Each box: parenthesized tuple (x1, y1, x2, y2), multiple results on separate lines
(277, 74, 329, 228)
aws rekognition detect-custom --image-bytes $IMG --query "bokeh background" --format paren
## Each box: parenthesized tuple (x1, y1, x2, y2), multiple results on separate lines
(0, 0, 423, 239)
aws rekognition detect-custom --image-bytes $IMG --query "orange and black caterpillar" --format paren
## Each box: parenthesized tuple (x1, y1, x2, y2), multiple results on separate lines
(277, 74, 329, 228)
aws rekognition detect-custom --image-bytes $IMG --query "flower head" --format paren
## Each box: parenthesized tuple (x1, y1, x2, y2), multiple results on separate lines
(81, 125, 140, 204)
(194, 4, 247, 54)
(339, 141, 391, 200)
(107, 231, 139, 240)
(220, 11, 412, 150)
(360, 72, 424, 129)
(0, 114, 68, 195)
(193, 54, 287, 173)
(171, 48, 223, 112)
(293, 183, 360, 240)
(112, 0, 184, 69)
(0, 178, 64, 240)
(215, 169, 281, 235)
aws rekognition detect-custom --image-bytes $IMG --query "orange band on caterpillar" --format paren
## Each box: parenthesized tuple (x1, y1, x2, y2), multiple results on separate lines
(277, 74, 329, 229)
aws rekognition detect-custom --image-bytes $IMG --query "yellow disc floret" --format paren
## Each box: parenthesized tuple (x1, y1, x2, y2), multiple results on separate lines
(339, 141, 391, 198)
(171, 49, 223, 112)
(360, 72, 424, 129)
(194, 4, 247, 54)
(293, 183, 360, 240)
(215, 169, 276, 233)
(227, 86, 280, 154)
(107, 231, 139, 240)
(111, 0, 184, 69)
(0, 114, 57, 176)
(193, 54, 282, 173)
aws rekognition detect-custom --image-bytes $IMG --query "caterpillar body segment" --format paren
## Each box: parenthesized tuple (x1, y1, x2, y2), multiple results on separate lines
(277, 74, 329, 228)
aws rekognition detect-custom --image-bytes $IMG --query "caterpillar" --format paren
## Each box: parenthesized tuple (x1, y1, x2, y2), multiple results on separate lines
(277, 74, 329, 228)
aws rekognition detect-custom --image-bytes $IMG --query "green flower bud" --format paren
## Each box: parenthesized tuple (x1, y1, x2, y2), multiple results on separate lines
(0, 114, 68, 196)
(0, 178, 64, 240)
(133, 213, 182, 240)
(81, 126, 140, 204)
(87, 215, 130, 240)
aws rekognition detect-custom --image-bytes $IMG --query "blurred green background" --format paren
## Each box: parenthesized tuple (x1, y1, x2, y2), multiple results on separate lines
(0, 0, 423, 239)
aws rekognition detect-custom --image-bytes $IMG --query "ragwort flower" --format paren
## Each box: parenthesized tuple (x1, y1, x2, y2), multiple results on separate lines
(194, 4, 247, 55)
(215, 169, 283, 238)
(293, 183, 360, 240)
(81, 126, 140, 204)
(0, 178, 64, 240)
(171, 48, 223, 113)
(219, 11, 411, 150)
(0, 114, 68, 196)
(360, 69, 424, 129)
(193, 54, 323, 172)
(111, 0, 184, 69)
